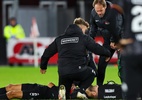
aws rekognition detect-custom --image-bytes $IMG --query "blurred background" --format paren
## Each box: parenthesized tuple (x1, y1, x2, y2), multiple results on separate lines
(0, 0, 121, 87)
(0, 0, 116, 66)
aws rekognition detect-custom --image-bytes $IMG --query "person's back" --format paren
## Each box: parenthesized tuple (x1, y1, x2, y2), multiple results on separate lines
(42, 24, 110, 76)
(56, 24, 89, 75)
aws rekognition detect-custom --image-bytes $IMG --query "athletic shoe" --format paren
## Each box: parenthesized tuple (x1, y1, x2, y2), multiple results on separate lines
(77, 91, 88, 99)
(58, 85, 66, 100)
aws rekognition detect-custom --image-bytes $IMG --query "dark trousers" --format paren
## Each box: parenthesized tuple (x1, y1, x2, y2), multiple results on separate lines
(122, 42, 142, 100)
(118, 53, 126, 83)
(59, 67, 96, 99)
(97, 48, 115, 86)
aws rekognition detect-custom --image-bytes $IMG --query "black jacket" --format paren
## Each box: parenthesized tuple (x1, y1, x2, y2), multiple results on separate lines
(89, 1, 124, 44)
(40, 24, 111, 76)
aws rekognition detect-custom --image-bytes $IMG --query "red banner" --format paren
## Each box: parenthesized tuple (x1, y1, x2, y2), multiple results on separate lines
(7, 37, 118, 65)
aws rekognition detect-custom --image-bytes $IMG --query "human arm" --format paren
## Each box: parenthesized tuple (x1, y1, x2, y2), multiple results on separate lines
(4, 26, 12, 40)
(15, 24, 25, 39)
(106, 5, 124, 43)
(85, 36, 111, 57)
(89, 9, 98, 39)
(40, 40, 58, 73)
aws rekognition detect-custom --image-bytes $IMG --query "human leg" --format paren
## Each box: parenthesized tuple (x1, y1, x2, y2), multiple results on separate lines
(122, 42, 142, 100)
(70, 67, 96, 99)
(123, 56, 142, 100)
(59, 75, 73, 99)
(79, 67, 96, 90)
(118, 54, 126, 83)
(97, 56, 108, 86)
(97, 48, 115, 86)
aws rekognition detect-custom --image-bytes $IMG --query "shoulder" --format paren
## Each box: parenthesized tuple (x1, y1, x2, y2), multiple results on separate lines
(55, 34, 64, 41)
(91, 8, 96, 16)
(83, 34, 94, 42)
(16, 24, 23, 27)
(106, 1, 112, 6)
(110, 4, 124, 15)
(4, 25, 11, 28)
(106, 1, 113, 11)
(91, 8, 95, 12)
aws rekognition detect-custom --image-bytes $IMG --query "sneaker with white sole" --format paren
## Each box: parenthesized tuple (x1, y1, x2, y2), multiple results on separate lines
(77, 92, 88, 99)
(58, 85, 66, 100)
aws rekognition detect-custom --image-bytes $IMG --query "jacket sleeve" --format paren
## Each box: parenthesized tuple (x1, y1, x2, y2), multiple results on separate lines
(4, 26, 11, 40)
(89, 9, 98, 39)
(40, 39, 58, 69)
(16, 24, 26, 39)
(106, 5, 125, 43)
(110, 12, 124, 42)
(85, 36, 111, 57)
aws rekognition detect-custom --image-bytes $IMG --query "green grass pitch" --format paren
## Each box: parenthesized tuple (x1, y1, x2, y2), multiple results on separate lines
(0, 65, 121, 87)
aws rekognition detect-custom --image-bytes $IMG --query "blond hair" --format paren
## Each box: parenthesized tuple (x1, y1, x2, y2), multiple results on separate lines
(73, 17, 89, 28)
(92, 0, 106, 7)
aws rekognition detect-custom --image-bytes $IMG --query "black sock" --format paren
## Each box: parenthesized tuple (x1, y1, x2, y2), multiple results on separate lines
(0, 94, 8, 99)
(0, 87, 6, 94)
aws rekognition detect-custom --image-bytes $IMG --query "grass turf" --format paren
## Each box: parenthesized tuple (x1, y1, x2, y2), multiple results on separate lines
(0, 65, 121, 87)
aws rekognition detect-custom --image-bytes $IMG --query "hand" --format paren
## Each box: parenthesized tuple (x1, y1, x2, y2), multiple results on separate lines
(110, 42, 116, 49)
(11, 35, 16, 39)
(47, 82, 55, 88)
(114, 38, 134, 52)
(40, 69, 46, 74)
(119, 38, 133, 45)
(105, 57, 110, 62)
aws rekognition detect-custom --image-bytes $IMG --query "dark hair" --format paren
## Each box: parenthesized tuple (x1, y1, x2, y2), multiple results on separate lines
(92, 0, 106, 7)
(9, 17, 16, 21)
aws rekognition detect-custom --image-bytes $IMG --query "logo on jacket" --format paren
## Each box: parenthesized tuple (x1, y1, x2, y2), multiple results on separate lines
(61, 37, 79, 44)
(104, 21, 110, 25)
(95, 20, 99, 22)
(30, 93, 39, 96)
(105, 89, 115, 93)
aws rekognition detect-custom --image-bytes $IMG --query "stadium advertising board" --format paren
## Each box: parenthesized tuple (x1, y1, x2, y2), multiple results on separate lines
(7, 37, 117, 65)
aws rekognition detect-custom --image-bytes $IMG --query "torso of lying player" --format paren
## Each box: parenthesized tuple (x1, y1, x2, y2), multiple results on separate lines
(4, 82, 59, 99)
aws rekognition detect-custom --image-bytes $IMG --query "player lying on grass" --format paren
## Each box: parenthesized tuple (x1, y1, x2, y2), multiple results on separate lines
(0, 82, 59, 99)
(0, 82, 117, 99)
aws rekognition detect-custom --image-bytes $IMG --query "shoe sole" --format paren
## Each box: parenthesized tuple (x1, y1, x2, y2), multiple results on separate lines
(59, 85, 66, 100)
